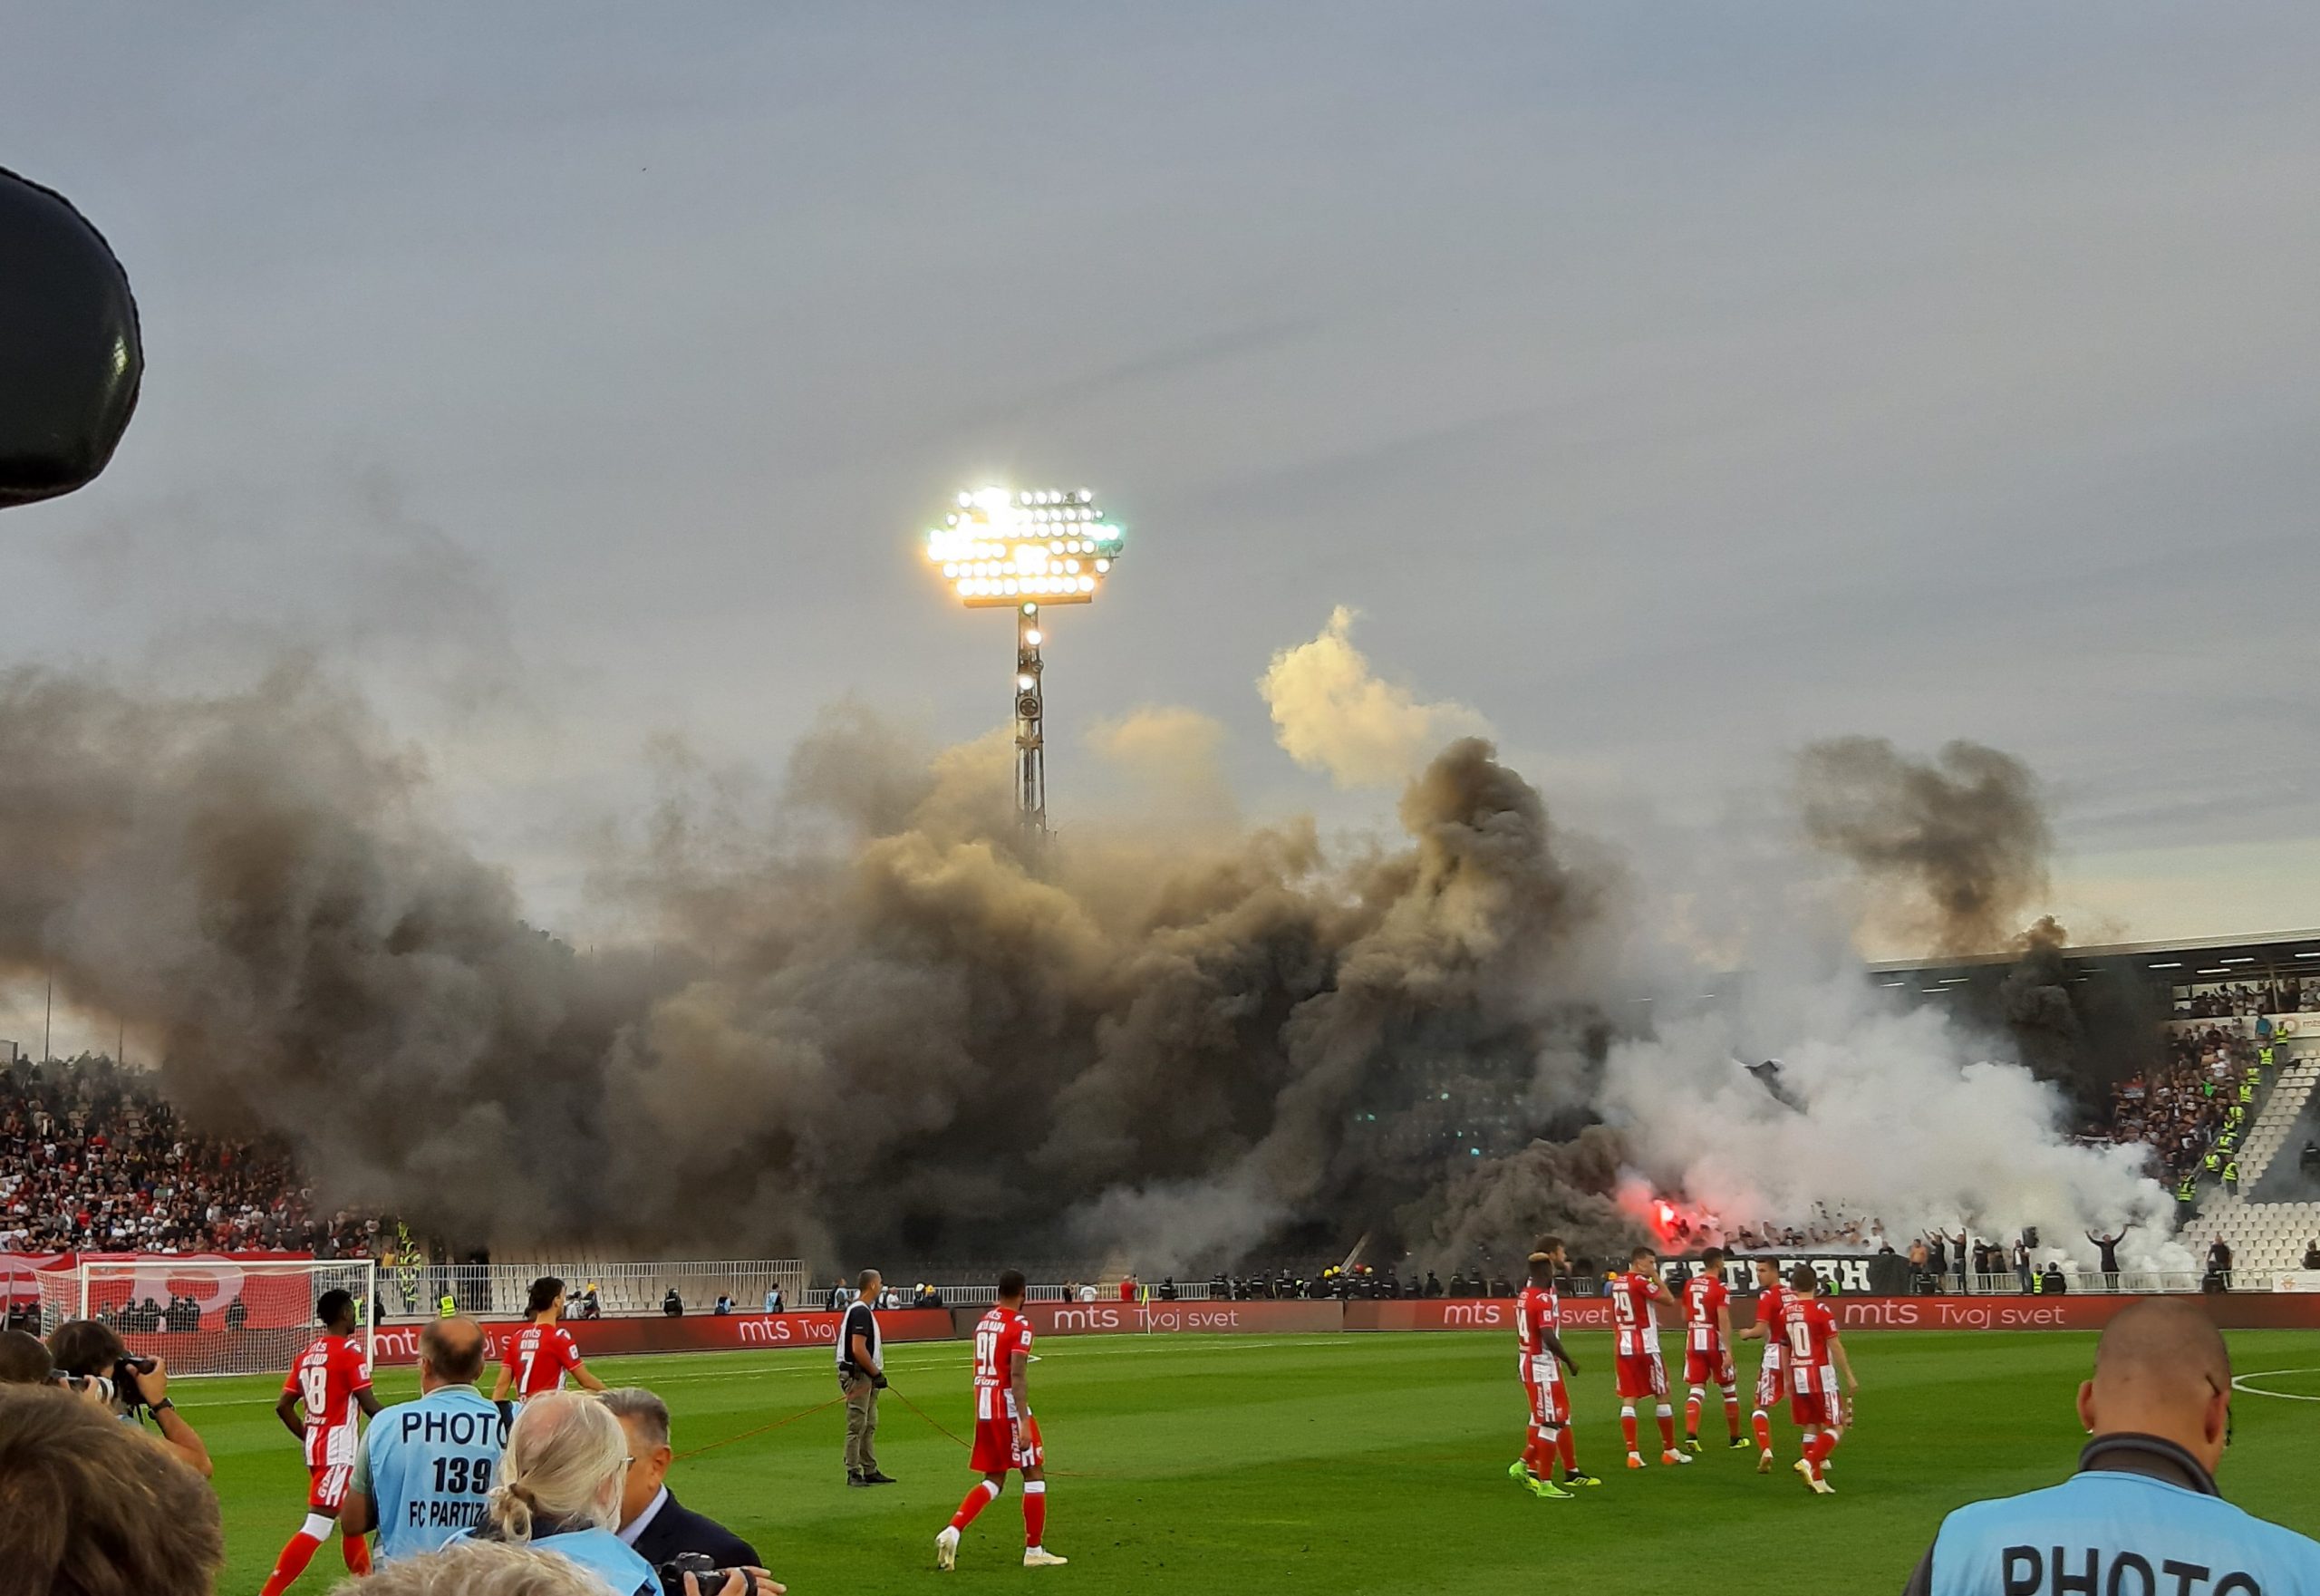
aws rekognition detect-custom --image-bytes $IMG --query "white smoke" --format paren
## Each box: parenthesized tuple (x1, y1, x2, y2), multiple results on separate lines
(1261, 606, 1490, 788)
(1597, 972, 2192, 1272)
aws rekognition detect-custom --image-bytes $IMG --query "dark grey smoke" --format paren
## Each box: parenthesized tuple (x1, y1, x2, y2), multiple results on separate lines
(1795, 736, 2051, 957)
(0, 667, 1617, 1271)
(1396, 1126, 1644, 1274)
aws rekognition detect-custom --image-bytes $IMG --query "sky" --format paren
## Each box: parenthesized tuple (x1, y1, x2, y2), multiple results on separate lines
(5, 2, 2319, 1058)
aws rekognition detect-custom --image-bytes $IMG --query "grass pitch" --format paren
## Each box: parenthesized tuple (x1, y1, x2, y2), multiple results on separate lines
(181, 1329, 2320, 1594)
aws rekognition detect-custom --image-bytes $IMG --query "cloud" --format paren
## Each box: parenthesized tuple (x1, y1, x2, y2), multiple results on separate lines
(1260, 606, 1490, 788)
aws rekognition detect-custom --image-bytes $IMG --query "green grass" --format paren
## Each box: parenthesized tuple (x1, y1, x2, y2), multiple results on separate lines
(181, 1330, 2320, 1593)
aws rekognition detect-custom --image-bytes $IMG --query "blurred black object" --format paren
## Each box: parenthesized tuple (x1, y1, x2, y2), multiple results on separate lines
(0, 167, 141, 508)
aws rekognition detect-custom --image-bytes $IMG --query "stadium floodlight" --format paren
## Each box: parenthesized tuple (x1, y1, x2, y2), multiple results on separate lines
(922, 484, 1126, 840)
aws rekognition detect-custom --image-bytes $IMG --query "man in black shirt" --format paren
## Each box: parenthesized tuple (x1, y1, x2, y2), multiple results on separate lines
(2085, 1227, 2129, 1291)
(838, 1270, 892, 1487)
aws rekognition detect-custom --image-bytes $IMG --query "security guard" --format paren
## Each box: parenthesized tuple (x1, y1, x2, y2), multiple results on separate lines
(1901, 1299, 2320, 1593)
(439, 1291, 457, 1320)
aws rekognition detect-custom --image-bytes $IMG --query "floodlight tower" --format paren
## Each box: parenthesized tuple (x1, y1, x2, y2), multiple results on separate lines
(922, 485, 1125, 841)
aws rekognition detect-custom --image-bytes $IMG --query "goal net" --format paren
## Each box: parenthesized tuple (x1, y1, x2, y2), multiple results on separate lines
(38, 1257, 377, 1378)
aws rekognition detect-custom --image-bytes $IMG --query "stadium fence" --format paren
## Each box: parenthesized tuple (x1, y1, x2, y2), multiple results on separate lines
(382, 1259, 809, 1321)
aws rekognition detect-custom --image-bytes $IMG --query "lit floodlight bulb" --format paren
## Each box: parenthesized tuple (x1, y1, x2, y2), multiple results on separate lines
(1018, 672, 1036, 690)
(1066, 559, 1080, 573)
(957, 491, 972, 507)
(942, 562, 959, 578)
(1096, 558, 1110, 572)
(1022, 602, 1038, 614)
(974, 486, 1009, 512)
(1078, 575, 1094, 592)
(1025, 628, 1042, 645)
(1003, 578, 1019, 594)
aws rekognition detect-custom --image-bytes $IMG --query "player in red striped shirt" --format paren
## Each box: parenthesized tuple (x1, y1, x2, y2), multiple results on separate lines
(937, 1269, 1066, 1570)
(1734, 1256, 1789, 1472)
(489, 1276, 607, 1405)
(1608, 1244, 1689, 1468)
(260, 1290, 382, 1595)
(1779, 1263, 1858, 1495)
(1509, 1236, 1591, 1498)
(1680, 1247, 1745, 1453)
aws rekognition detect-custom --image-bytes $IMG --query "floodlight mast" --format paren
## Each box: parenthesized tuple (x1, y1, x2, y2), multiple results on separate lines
(923, 486, 1124, 843)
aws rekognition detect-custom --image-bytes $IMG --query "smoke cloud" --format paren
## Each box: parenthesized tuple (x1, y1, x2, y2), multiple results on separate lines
(0, 659, 1614, 1272)
(0, 630, 2186, 1279)
(1261, 606, 1490, 788)
(1795, 736, 2050, 956)
(1596, 975, 2188, 1272)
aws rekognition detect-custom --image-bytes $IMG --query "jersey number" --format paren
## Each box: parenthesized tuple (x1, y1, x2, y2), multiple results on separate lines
(299, 1361, 331, 1415)
(1785, 1320, 1814, 1360)
(430, 1454, 494, 1495)
(1613, 1292, 1638, 1327)
(975, 1326, 999, 1377)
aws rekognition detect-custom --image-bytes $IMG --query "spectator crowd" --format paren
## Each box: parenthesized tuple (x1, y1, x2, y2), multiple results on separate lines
(0, 1055, 377, 1257)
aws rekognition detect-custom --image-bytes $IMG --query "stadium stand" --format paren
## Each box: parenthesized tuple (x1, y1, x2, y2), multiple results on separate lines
(2193, 1057, 2320, 1278)
(0, 1056, 375, 1256)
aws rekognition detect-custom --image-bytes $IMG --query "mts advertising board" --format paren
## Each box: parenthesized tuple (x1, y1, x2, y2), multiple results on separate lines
(364, 1309, 954, 1369)
(1000, 1301, 1344, 1338)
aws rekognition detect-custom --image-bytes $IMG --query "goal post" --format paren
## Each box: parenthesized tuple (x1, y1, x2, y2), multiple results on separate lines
(39, 1257, 378, 1378)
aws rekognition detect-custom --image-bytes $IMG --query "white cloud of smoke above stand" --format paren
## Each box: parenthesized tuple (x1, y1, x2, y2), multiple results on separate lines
(0, 610, 2187, 1276)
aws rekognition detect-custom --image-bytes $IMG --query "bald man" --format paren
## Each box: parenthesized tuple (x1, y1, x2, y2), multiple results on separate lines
(346, 1317, 513, 1562)
(1901, 1299, 2320, 1594)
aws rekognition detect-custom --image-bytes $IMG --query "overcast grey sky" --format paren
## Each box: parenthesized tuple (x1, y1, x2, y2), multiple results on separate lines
(5, 1, 2319, 975)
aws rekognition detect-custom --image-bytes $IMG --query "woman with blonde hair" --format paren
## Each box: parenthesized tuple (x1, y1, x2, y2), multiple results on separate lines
(453, 1391, 655, 1596)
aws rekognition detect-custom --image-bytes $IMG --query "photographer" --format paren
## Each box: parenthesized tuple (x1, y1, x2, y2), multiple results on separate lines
(604, 1388, 783, 1592)
(345, 1317, 508, 1562)
(1900, 1299, 2320, 1592)
(838, 1269, 893, 1487)
(46, 1316, 213, 1478)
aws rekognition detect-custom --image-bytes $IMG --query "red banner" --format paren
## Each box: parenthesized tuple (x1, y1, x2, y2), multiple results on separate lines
(365, 1309, 956, 1369)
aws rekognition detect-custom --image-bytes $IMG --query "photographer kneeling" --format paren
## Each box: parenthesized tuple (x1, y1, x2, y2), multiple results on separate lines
(44, 1316, 213, 1478)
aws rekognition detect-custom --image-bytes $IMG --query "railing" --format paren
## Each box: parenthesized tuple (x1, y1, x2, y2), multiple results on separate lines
(377, 1259, 808, 1320)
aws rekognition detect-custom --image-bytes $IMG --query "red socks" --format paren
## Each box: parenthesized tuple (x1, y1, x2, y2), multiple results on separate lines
(1804, 1430, 1839, 1469)
(1556, 1428, 1577, 1475)
(1684, 1393, 1702, 1438)
(1619, 1410, 1639, 1453)
(1657, 1410, 1677, 1450)
(341, 1537, 372, 1576)
(951, 1480, 999, 1532)
(1752, 1410, 1773, 1452)
(260, 1533, 323, 1596)
(1724, 1391, 1742, 1440)
(1022, 1482, 1048, 1548)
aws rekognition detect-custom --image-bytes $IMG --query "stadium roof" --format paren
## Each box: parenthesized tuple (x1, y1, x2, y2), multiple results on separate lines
(1867, 927, 2320, 980)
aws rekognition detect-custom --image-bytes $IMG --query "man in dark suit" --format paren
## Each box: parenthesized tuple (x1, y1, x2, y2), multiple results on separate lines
(604, 1388, 782, 1591)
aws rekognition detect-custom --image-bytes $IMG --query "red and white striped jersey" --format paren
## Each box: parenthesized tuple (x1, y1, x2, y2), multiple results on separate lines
(285, 1333, 371, 1468)
(502, 1322, 585, 1398)
(1607, 1271, 1662, 1359)
(1515, 1284, 1561, 1380)
(1754, 1284, 1788, 1369)
(1684, 1273, 1729, 1354)
(972, 1307, 1033, 1422)
(1780, 1294, 1840, 1391)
